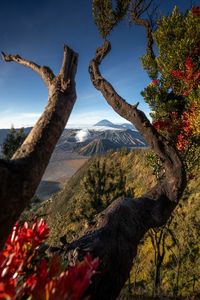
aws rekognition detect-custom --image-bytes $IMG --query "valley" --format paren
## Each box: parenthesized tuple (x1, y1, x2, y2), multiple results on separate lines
(0, 120, 147, 200)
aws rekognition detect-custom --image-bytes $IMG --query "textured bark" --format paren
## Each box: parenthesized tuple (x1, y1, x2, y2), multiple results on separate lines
(0, 46, 78, 250)
(54, 41, 186, 300)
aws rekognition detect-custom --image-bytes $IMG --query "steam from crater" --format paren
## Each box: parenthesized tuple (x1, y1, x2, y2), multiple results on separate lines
(75, 129, 90, 142)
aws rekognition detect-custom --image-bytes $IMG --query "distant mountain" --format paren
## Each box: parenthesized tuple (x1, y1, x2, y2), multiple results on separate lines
(78, 139, 119, 156)
(120, 123, 136, 130)
(94, 119, 114, 127)
(0, 125, 147, 158)
(55, 128, 147, 157)
(94, 119, 136, 130)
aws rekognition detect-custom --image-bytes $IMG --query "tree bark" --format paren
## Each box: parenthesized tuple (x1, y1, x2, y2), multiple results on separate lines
(0, 46, 78, 250)
(54, 41, 187, 300)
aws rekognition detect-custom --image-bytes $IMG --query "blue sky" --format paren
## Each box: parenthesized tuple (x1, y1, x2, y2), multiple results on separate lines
(0, 0, 194, 128)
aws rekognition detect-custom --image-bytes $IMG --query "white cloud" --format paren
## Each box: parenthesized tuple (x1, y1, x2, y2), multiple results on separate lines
(0, 112, 41, 128)
(75, 129, 90, 142)
(0, 107, 151, 129)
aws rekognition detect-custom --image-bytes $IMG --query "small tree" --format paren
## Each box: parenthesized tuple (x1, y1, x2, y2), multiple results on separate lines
(2, 126, 26, 160)
(81, 157, 133, 220)
(141, 6, 200, 174)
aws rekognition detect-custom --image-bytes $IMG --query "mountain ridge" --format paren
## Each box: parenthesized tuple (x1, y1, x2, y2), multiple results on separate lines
(94, 119, 136, 130)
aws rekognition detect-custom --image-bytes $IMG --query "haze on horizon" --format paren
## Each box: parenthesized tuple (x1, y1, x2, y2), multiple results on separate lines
(0, 0, 192, 129)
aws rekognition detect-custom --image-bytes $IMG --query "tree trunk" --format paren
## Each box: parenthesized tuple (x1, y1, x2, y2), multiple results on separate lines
(0, 46, 78, 249)
(54, 41, 187, 299)
(0, 40, 187, 299)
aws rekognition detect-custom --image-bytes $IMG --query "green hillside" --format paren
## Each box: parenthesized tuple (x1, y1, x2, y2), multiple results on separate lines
(22, 148, 200, 298)
(45, 149, 156, 245)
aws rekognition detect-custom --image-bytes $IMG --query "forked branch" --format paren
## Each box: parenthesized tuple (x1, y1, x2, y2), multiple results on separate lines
(1, 52, 55, 88)
(89, 41, 185, 202)
(53, 41, 187, 300)
(59, 44, 78, 90)
(0, 45, 78, 250)
(131, 0, 156, 60)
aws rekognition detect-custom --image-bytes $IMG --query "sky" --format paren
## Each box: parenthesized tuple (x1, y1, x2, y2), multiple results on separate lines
(0, 0, 195, 128)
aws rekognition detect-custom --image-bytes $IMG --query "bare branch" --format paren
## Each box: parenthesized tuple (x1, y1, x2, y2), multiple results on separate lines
(1, 52, 55, 88)
(0, 45, 78, 250)
(50, 39, 187, 300)
(131, 0, 155, 60)
(89, 41, 185, 202)
(59, 44, 78, 90)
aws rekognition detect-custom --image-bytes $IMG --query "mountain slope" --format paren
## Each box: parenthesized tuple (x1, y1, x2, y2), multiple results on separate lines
(78, 138, 120, 156)
(51, 128, 147, 158)
(94, 119, 115, 127)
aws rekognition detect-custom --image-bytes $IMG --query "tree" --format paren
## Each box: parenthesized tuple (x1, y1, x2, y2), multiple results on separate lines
(66, 155, 133, 225)
(2, 126, 26, 160)
(0, 1, 199, 299)
(53, 2, 197, 299)
(81, 157, 130, 218)
(0, 45, 78, 249)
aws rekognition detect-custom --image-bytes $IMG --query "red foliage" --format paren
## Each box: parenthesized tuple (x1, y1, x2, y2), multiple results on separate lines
(176, 134, 190, 151)
(171, 57, 200, 96)
(192, 6, 200, 17)
(151, 79, 159, 85)
(0, 220, 99, 300)
(153, 109, 192, 152)
(153, 54, 199, 151)
(50, 254, 100, 300)
(152, 119, 170, 131)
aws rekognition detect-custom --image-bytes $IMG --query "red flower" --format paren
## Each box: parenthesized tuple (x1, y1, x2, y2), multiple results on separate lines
(0, 221, 99, 300)
(0, 281, 16, 300)
(26, 274, 37, 289)
(51, 254, 100, 300)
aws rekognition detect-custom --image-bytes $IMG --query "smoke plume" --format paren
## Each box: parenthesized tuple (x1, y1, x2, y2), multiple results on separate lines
(75, 129, 90, 142)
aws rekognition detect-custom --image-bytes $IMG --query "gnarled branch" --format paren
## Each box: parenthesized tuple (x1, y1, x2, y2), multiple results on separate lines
(89, 41, 185, 200)
(0, 45, 78, 250)
(55, 42, 186, 299)
(131, 0, 156, 60)
(1, 52, 55, 88)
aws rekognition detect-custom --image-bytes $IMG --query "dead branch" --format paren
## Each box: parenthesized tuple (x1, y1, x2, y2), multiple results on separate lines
(0, 45, 78, 250)
(53, 42, 186, 299)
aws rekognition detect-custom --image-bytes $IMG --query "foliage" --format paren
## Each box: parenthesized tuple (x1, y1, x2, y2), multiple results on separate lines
(141, 6, 200, 179)
(22, 150, 154, 246)
(0, 219, 99, 300)
(20, 147, 200, 298)
(79, 157, 132, 220)
(92, 0, 131, 38)
(126, 190, 200, 298)
(2, 127, 26, 160)
(142, 7, 200, 134)
(4, 4, 199, 299)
